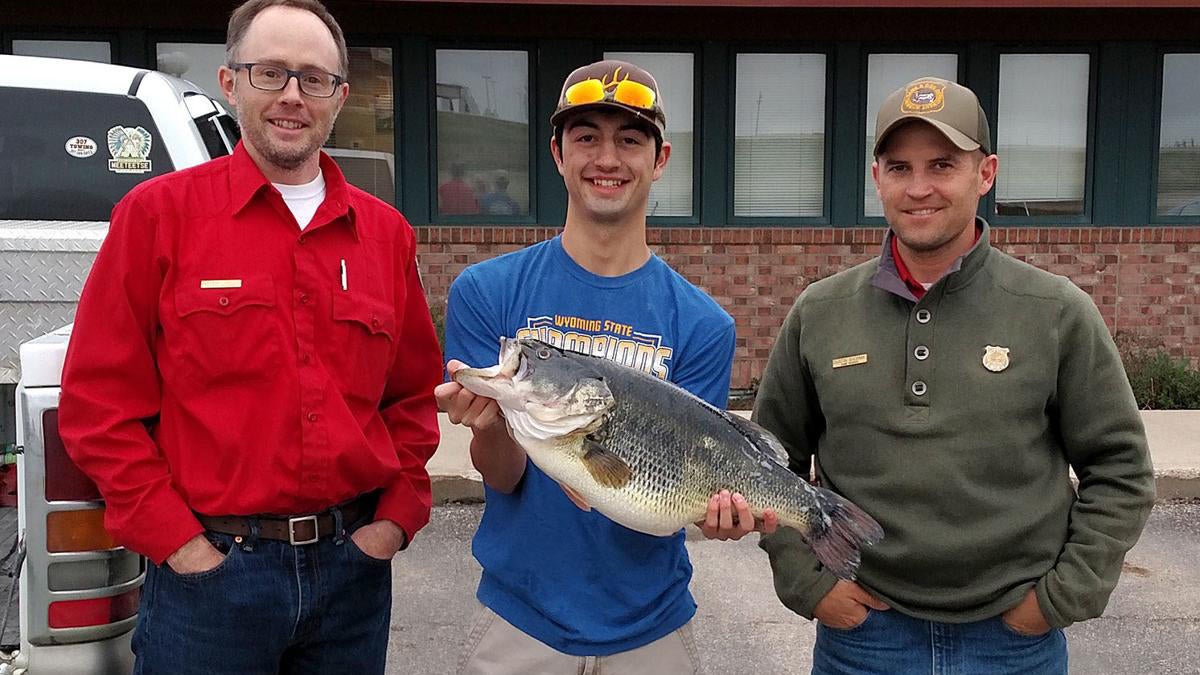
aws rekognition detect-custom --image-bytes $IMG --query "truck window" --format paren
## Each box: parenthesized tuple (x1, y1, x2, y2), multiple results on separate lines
(0, 87, 175, 221)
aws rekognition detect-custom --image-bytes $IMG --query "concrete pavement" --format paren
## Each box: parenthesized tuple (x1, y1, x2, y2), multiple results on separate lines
(387, 503, 1200, 674)
(427, 410, 1200, 504)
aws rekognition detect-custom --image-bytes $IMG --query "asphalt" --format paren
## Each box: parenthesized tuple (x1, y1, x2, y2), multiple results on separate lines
(387, 502, 1200, 674)
(426, 410, 1200, 504)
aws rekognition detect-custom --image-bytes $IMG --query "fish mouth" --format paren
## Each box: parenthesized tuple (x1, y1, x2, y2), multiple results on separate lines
(452, 337, 525, 401)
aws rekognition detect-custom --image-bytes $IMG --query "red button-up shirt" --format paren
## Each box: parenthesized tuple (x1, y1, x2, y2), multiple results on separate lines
(59, 143, 442, 564)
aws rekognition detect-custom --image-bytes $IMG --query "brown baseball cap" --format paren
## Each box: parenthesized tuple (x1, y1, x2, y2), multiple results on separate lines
(873, 77, 992, 156)
(551, 60, 667, 139)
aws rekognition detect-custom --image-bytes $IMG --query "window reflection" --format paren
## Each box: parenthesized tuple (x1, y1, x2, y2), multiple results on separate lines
(996, 54, 1090, 217)
(435, 49, 529, 218)
(734, 53, 826, 218)
(327, 47, 396, 203)
(1157, 54, 1200, 217)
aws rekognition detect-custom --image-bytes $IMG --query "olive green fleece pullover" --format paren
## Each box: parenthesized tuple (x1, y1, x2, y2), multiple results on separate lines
(755, 221, 1155, 628)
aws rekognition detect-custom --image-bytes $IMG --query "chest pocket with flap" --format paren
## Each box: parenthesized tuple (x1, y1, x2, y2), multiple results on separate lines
(171, 273, 281, 384)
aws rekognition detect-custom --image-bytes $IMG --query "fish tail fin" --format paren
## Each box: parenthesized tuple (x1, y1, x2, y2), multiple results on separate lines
(807, 488, 884, 581)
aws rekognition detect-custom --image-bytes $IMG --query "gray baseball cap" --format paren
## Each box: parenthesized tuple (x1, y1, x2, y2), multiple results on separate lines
(874, 77, 992, 156)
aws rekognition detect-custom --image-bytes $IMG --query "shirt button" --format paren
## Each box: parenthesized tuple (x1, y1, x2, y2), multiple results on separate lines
(298, 235, 307, 245)
(911, 381, 928, 396)
(306, 412, 318, 423)
(300, 353, 311, 365)
(299, 292, 309, 304)
(914, 345, 930, 361)
(218, 296, 230, 307)
(371, 316, 380, 329)
(916, 309, 932, 324)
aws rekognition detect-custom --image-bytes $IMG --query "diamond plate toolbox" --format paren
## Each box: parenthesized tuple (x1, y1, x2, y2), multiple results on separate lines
(0, 220, 107, 383)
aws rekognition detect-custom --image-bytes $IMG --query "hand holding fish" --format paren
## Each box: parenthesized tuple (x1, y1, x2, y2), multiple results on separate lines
(436, 360, 505, 430)
(813, 581, 890, 629)
(437, 360, 527, 493)
(694, 490, 779, 541)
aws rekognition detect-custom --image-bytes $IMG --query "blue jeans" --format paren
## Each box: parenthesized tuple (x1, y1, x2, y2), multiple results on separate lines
(132, 521, 393, 675)
(813, 608, 1068, 675)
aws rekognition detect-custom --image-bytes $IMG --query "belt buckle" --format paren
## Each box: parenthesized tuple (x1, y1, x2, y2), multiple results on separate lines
(288, 515, 320, 546)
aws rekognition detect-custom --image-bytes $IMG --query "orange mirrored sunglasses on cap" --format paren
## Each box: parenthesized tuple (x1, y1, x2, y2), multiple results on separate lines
(564, 75, 656, 111)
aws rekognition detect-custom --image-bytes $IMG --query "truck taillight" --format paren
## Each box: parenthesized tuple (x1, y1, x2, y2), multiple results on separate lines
(42, 409, 102, 501)
(47, 508, 117, 552)
(48, 588, 140, 629)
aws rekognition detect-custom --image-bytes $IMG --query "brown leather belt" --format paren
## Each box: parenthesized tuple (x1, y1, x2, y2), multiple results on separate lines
(196, 495, 375, 546)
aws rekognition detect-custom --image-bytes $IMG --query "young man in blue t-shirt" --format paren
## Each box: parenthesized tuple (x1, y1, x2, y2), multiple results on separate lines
(435, 60, 779, 673)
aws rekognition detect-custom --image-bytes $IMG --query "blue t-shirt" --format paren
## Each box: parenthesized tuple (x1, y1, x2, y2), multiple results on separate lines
(444, 235, 735, 656)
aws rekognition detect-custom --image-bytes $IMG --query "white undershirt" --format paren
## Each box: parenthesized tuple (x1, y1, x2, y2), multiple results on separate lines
(274, 172, 326, 230)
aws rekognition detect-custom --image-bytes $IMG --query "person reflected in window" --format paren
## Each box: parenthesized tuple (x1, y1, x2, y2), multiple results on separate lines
(438, 161, 478, 215)
(479, 170, 520, 216)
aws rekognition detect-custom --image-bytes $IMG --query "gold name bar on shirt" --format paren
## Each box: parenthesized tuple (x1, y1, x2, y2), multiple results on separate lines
(832, 354, 868, 369)
(199, 279, 243, 289)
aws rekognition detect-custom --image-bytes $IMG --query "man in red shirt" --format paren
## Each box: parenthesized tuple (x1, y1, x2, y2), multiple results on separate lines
(57, 1, 441, 672)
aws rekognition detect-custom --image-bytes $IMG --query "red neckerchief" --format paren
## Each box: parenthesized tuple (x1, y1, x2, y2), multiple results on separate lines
(891, 225, 982, 300)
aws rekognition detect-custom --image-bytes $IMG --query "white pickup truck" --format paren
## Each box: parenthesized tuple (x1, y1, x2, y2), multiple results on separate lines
(0, 54, 237, 674)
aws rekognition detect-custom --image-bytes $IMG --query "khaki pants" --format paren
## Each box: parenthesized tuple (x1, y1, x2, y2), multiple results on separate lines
(458, 605, 702, 675)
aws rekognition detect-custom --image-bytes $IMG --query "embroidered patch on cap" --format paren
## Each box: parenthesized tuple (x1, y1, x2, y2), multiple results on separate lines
(901, 81, 946, 114)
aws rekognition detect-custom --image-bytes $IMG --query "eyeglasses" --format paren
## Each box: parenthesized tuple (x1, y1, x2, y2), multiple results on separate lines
(564, 75, 656, 111)
(229, 62, 345, 98)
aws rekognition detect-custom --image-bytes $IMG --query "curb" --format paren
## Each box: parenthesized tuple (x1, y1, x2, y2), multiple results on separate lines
(432, 475, 484, 504)
(1155, 469, 1200, 501)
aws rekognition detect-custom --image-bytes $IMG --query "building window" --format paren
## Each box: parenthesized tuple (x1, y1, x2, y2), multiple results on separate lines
(864, 53, 958, 218)
(12, 39, 111, 63)
(434, 49, 530, 218)
(1157, 53, 1200, 217)
(156, 43, 228, 106)
(326, 47, 396, 204)
(995, 54, 1090, 217)
(733, 53, 826, 219)
(604, 51, 694, 218)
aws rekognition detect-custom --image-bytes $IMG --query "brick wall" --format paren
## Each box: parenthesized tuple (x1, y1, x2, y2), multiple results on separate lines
(417, 226, 1200, 390)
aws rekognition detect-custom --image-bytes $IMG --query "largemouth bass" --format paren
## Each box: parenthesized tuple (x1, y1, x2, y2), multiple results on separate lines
(454, 337, 883, 580)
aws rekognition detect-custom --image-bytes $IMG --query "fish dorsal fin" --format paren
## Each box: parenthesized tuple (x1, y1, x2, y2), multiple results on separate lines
(723, 413, 791, 468)
(581, 437, 633, 488)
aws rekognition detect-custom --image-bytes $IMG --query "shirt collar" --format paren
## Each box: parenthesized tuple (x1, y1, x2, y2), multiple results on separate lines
(228, 142, 359, 239)
(873, 218, 989, 301)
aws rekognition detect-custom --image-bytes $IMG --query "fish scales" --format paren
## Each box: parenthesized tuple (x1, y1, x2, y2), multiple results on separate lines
(583, 355, 822, 534)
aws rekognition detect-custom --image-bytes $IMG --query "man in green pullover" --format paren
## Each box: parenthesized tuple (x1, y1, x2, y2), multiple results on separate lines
(754, 77, 1155, 674)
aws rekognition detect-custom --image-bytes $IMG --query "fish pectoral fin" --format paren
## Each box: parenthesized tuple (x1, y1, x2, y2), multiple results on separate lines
(558, 482, 592, 511)
(581, 439, 633, 489)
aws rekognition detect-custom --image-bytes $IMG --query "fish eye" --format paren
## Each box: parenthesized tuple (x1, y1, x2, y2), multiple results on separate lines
(536, 348, 552, 360)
